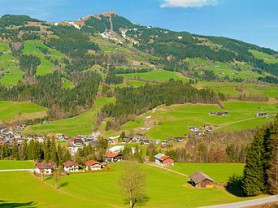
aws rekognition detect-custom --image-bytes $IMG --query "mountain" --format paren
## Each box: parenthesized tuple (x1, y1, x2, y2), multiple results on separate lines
(0, 12, 277, 86)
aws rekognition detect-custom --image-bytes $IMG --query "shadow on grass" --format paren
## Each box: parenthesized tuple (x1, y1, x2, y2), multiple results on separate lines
(225, 175, 245, 197)
(58, 182, 69, 189)
(123, 195, 150, 207)
(0, 200, 36, 208)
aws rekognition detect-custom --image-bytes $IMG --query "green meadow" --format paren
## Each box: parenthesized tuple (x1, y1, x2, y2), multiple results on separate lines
(116, 101, 277, 139)
(0, 101, 47, 123)
(0, 162, 256, 208)
(195, 81, 278, 99)
(0, 160, 35, 170)
(24, 97, 115, 137)
(170, 163, 245, 182)
(22, 40, 64, 76)
(249, 49, 278, 64)
(121, 69, 189, 83)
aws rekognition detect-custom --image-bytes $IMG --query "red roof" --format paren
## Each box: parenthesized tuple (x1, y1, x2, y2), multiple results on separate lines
(36, 162, 55, 169)
(63, 161, 80, 167)
(105, 152, 119, 158)
(160, 155, 170, 161)
(85, 160, 100, 166)
(163, 158, 174, 164)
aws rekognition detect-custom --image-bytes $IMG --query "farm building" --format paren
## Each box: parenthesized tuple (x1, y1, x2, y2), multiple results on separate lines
(63, 161, 82, 173)
(85, 160, 102, 171)
(154, 153, 174, 166)
(35, 162, 56, 175)
(105, 152, 123, 163)
(189, 171, 214, 188)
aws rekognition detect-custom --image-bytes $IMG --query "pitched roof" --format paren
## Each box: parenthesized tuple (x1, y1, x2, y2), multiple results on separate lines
(85, 160, 100, 166)
(105, 152, 120, 158)
(189, 171, 214, 184)
(36, 162, 55, 169)
(63, 161, 80, 167)
(154, 153, 172, 161)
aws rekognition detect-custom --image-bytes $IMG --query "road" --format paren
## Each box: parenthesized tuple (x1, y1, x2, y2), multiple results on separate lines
(0, 169, 34, 173)
(200, 195, 278, 208)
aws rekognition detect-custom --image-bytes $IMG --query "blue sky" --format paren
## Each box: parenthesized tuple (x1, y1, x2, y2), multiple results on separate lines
(0, 0, 278, 51)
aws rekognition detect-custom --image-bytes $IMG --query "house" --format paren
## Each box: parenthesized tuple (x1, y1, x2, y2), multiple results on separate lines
(63, 161, 82, 173)
(174, 137, 184, 142)
(256, 112, 268, 118)
(109, 145, 125, 153)
(154, 153, 174, 166)
(85, 160, 102, 171)
(35, 162, 56, 175)
(217, 112, 228, 116)
(189, 126, 201, 132)
(189, 171, 215, 188)
(105, 152, 123, 163)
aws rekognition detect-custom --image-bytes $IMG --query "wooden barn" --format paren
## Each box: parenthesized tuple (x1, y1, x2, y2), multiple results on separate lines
(189, 171, 215, 188)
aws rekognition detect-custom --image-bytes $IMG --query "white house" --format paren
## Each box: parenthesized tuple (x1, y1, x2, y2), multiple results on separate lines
(85, 160, 102, 171)
(154, 153, 174, 167)
(35, 162, 55, 175)
(63, 161, 82, 173)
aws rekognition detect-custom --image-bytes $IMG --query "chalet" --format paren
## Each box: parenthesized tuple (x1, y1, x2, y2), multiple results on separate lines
(68, 137, 83, 147)
(105, 152, 123, 163)
(109, 145, 124, 153)
(189, 171, 214, 188)
(85, 160, 102, 171)
(154, 153, 174, 166)
(174, 137, 184, 142)
(256, 112, 268, 118)
(217, 112, 228, 116)
(189, 126, 201, 132)
(63, 161, 82, 173)
(35, 162, 56, 175)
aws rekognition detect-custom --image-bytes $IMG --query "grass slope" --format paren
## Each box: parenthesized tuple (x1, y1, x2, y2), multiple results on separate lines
(170, 163, 245, 182)
(24, 97, 115, 137)
(0, 160, 35, 170)
(250, 49, 278, 64)
(0, 162, 256, 208)
(116, 101, 277, 139)
(121, 69, 189, 83)
(0, 101, 47, 123)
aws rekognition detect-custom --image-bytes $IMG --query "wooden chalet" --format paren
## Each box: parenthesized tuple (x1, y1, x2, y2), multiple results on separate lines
(35, 162, 56, 175)
(189, 171, 214, 188)
(85, 160, 102, 171)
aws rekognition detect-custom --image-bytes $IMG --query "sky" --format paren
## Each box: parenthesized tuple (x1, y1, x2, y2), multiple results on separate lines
(0, 0, 278, 51)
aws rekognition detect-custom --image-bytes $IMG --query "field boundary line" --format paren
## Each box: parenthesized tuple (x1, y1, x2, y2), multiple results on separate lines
(146, 163, 188, 177)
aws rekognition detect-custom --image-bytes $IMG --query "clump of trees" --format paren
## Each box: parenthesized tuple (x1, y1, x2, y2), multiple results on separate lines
(101, 79, 222, 129)
(0, 138, 71, 165)
(105, 72, 124, 85)
(242, 115, 278, 196)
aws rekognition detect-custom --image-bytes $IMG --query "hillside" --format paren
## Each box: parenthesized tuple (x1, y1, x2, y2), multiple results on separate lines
(0, 12, 277, 136)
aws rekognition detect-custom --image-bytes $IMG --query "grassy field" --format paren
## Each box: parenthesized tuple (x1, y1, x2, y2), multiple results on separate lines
(22, 40, 64, 76)
(0, 101, 47, 123)
(186, 58, 262, 80)
(170, 163, 245, 182)
(115, 101, 278, 139)
(249, 49, 278, 64)
(121, 69, 189, 83)
(195, 81, 278, 99)
(24, 97, 115, 137)
(0, 160, 35, 170)
(0, 162, 256, 208)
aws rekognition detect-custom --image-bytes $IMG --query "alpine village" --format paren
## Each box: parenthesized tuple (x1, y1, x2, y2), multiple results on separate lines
(0, 3, 278, 208)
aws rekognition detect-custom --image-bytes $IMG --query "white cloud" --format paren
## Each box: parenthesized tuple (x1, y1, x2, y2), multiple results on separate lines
(160, 0, 218, 8)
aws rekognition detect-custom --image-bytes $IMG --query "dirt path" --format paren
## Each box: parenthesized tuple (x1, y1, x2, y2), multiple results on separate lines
(200, 195, 278, 208)
(216, 117, 257, 130)
(146, 163, 188, 177)
(0, 169, 34, 172)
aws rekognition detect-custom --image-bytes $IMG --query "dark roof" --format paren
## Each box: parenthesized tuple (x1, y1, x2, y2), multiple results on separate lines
(189, 171, 214, 184)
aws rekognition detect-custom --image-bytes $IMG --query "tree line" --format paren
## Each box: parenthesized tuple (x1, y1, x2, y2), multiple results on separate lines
(100, 79, 222, 129)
